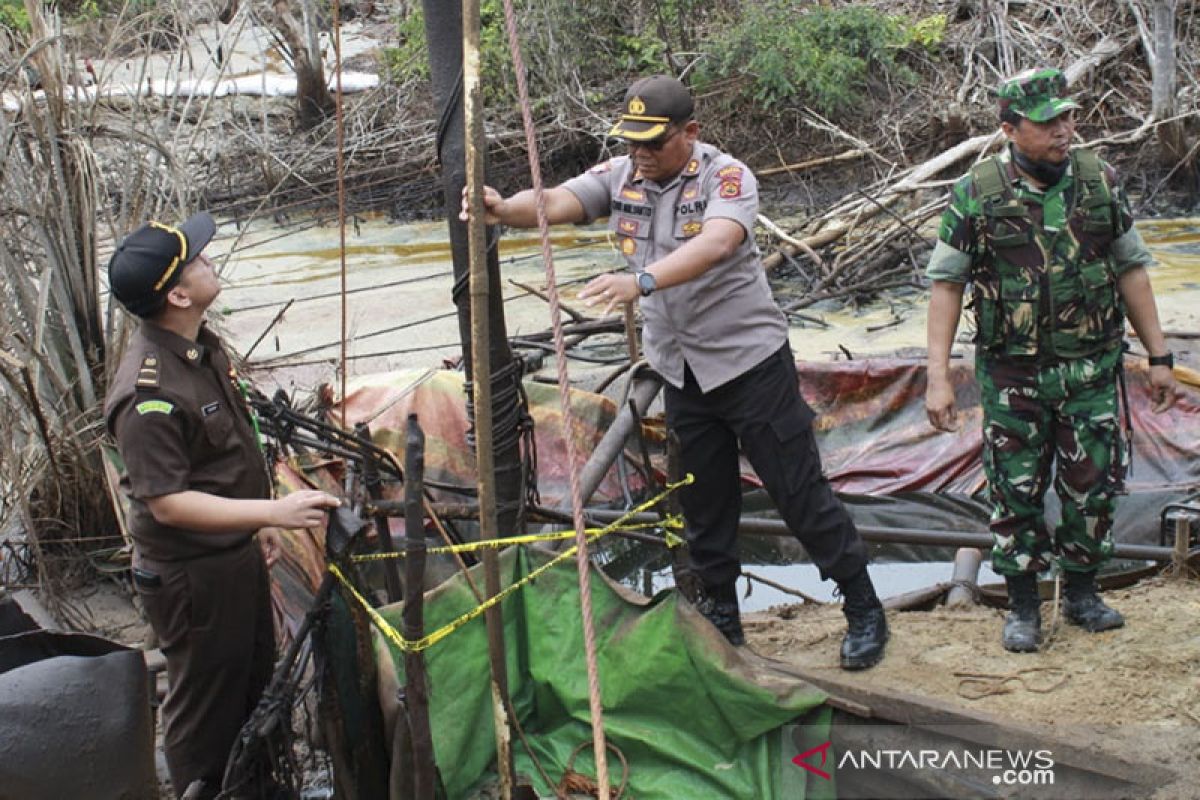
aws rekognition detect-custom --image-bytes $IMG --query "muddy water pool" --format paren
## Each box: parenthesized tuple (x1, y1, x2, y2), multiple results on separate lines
(217, 216, 1199, 609)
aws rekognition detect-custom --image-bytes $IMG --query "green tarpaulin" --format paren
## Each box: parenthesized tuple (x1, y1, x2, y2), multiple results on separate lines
(373, 547, 832, 799)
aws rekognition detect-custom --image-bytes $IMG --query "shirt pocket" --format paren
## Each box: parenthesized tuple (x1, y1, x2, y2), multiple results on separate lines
(612, 213, 650, 264)
(200, 403, 235, 448)
(673, 215, 704, 240)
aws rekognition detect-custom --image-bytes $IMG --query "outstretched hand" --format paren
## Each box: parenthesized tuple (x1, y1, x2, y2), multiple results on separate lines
(459, 184, 505, 226)
(578, 273, 638, 317)
(270, 490, 340, 530)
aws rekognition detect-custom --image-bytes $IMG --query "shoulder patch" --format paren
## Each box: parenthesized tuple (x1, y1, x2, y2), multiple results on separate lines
(136, 399, 174, 416)
(719, 180, 742, 198)
(135, 352, 160, 389)
(717, 165, 743, 179)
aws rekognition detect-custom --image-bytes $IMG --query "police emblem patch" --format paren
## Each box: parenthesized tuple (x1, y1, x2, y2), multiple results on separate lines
(682, 221, 703, 237)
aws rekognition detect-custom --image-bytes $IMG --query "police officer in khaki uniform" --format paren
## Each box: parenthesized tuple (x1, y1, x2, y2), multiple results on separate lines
(462, 75, 888, 670)
(104, 213, 339, 798)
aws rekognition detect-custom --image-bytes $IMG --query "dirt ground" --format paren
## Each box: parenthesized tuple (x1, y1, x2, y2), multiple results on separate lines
(33, 570, 1200, 799)
(744, 574, 1200, 798)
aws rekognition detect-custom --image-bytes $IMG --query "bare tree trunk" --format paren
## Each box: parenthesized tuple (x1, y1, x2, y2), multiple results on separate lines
(1150, 0, 1186, 163)
(261, 0, 335, 128)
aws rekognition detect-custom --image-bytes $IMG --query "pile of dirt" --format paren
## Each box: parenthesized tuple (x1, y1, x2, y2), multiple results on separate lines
(745, 574, 1200, 797)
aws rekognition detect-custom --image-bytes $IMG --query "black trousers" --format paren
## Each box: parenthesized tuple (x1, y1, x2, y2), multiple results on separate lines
(664, 345, 868, 588)
(136, 540, 275, 799)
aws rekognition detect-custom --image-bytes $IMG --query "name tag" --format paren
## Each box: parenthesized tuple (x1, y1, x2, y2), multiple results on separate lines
(202, 402, 221, 417)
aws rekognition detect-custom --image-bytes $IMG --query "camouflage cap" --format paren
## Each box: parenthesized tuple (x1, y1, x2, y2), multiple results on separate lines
(996, 67, 1080, 122)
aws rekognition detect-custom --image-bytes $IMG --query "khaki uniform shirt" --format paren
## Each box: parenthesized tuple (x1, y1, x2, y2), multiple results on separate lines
(104, 322, 272, 562)
(562, 141, 788, 392)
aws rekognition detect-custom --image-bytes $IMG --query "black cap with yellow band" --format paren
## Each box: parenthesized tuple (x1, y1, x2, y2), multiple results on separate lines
(107, 212, 216, 318)
(608, 74, 695, 141)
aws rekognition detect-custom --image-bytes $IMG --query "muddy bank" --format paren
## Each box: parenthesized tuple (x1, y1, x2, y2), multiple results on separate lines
(745, 574, 1200, 798)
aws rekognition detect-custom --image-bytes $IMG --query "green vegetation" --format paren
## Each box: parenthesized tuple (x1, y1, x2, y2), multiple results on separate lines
(902, 13, 948, 53)
(0, 0, 28, 31)
(696, 2, 935, 117)
(380, 1, 670, 106)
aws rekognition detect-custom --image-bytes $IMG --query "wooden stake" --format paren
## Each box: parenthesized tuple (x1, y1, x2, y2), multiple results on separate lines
(462, 2, 514, 796)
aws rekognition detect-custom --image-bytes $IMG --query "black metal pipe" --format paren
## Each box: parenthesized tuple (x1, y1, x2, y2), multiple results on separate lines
(577, 509, 1179, 562)
(402, 415, 436, 798)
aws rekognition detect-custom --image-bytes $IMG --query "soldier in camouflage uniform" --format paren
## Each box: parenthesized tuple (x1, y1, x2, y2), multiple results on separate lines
(924, 68, 1178, 652)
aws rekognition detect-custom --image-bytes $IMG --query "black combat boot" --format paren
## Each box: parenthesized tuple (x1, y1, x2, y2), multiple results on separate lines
(1063, 570, 1125, 632)
(695, 582, 745, 646)
(837, 568, 888, 670)
(1002, 573, 1042, 652)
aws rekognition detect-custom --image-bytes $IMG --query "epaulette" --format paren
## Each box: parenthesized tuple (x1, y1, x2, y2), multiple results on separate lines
(135, 352, 160, 390)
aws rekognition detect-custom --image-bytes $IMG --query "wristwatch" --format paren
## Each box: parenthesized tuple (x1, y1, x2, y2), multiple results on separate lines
(1148, 352, 1174, 369)
(637, 271, 657, 297)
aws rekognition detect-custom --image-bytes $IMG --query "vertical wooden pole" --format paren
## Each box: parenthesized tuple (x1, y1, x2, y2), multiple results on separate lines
(462, 1, 514, 796)
(1172, 517, 1190, 579)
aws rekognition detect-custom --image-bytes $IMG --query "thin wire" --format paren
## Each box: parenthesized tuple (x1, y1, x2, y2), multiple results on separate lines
(333, 1, 347, 428)
(497, 1, 610, 795)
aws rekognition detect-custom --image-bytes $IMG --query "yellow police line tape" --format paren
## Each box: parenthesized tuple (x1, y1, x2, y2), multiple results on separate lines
(349, 475, 693, 561)
(327, 475, 693, 654)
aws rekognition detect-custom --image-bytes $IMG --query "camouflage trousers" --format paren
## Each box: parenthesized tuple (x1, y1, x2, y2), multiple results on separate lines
(977, 348, 1127, 576)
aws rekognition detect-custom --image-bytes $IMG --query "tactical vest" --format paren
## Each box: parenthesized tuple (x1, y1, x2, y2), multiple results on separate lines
(970, 148, 1123, 360)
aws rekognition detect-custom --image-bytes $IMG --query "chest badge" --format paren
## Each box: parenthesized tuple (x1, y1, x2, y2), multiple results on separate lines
(682, 221, 703, 238)
(618, 218, 641, 236)
(620, 237, 637, 256)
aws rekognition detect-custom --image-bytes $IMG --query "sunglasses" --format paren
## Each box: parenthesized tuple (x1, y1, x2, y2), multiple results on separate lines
(625, 127, 680, 153)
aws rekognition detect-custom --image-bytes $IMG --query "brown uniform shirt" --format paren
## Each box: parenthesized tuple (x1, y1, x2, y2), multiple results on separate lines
(562, 141, 789, 392)
(104, 322, 271, 562)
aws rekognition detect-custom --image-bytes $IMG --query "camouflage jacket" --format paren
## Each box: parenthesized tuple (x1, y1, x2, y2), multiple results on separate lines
(927, 146, 1153, 361)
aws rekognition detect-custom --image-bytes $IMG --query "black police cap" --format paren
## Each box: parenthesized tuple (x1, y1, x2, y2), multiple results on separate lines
(108, 213, 216, 318)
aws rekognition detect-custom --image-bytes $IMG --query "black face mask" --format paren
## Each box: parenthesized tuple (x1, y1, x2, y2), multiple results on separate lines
(1011, 145, 1068, 187)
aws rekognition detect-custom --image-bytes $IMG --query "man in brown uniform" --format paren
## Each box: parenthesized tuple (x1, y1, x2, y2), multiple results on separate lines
(462, 75, 888, 669)
(104, 213, 339, 798)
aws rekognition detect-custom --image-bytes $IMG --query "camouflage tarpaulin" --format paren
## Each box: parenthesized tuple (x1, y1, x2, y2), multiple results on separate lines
(795, 356, 1200, 495)
(330, 369, 660, 513)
